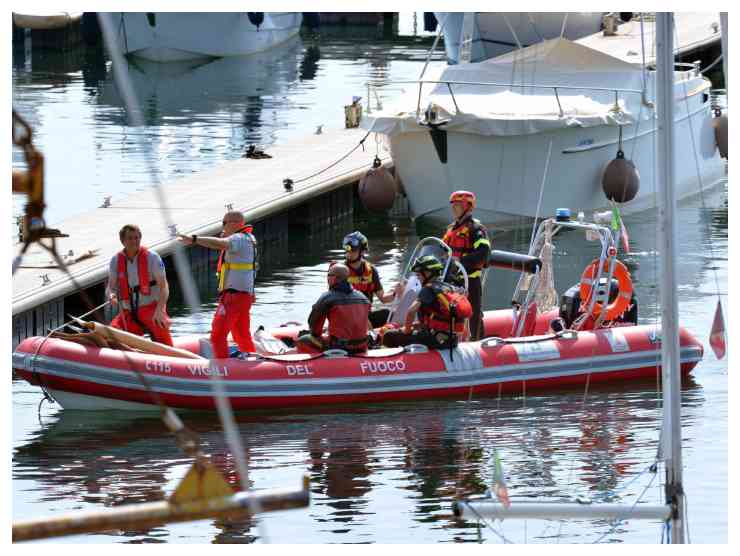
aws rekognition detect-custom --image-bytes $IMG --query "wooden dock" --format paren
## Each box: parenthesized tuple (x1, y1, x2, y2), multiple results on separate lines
(12, 12, 86, 49)
(12, 127, 390, 345)
(577, 12, 723, 63)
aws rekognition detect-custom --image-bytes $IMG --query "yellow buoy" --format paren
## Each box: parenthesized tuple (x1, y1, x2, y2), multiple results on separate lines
(358, 156, 397, 212)
(601, 150, 640, 204)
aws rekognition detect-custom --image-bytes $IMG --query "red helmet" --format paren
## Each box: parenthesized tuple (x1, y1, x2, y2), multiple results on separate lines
(449, 190, 476, 209)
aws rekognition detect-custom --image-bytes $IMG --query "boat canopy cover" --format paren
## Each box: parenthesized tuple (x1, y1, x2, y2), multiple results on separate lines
(363, 38, 650, 137)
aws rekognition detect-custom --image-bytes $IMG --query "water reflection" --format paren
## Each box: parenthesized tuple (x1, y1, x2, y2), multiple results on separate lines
(98, 35, 305, 125)
(13, 378, 703, 543)
(299, 44, 321, 81)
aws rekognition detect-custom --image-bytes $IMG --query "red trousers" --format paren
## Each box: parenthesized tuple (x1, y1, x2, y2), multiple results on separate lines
(111, 303, 173, 346)
(211, 291, 256, 359)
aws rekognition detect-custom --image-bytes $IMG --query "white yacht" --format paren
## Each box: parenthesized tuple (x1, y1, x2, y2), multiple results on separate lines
(363, 20, 725, 227)
(112, 12, 302, 62)
(435, 12, 605, 63)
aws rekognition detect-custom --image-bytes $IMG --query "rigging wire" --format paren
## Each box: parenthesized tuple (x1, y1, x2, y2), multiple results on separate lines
(418, 13, 447, 80)
(96, 13, 267, 540)
(672, 19, 725, 300)
(559, 13, 569, 39)
(528, 139, 553, 252)
(591, 463, 661, 544)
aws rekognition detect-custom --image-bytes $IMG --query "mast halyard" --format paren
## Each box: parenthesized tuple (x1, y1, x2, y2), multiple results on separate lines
(655, 11, 686, 544)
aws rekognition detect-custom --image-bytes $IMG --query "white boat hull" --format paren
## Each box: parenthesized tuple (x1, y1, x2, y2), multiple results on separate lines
(436, 12, 604, 64)
(389, 96, 725, 227)
(114, 12, 302, 62)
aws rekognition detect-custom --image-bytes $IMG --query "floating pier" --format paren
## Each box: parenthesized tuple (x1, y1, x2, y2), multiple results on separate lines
(578, 12, 723, 63)
(12, 127, 392, 347)
(12, 12, 87, 49)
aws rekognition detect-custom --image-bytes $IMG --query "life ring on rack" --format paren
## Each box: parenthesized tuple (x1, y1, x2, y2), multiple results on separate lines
(579, 259, 633, 321)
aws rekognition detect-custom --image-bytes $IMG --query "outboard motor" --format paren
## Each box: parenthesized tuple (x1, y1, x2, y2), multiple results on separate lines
(560, 278, 638, 327)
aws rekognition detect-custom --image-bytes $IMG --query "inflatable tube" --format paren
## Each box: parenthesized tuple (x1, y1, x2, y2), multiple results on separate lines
(13, 324, 703, 411)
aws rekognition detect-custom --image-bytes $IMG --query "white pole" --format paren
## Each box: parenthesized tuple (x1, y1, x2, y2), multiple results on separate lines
(655, 12, 686, 544)
(720, 13, 728, 92)
(454, 501, 671, 522)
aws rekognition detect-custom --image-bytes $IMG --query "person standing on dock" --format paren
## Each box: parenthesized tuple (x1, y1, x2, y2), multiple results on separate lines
(178, 211, 257, 359)
(342, 231, 396, 328)
(107, 224, 173, 346)
(442, 190, 491, 340)
(296, 263, 371, 355)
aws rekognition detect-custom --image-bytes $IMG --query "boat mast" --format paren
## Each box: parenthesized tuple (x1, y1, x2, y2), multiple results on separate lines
(655, 12, 686, 544)
(720, 12, 728, 92)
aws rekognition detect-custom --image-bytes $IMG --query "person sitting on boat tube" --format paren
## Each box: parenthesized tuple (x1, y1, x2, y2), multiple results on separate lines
(442, 190, 490, 341)
(381, 255, 471, 350)
(296, 263, 371, 355)
(107, 224, 173, 346)
(178, 211, 257, 359)
(342, 231, 397, 329)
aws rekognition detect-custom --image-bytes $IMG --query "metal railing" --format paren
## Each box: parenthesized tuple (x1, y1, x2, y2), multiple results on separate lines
(365, 61, 703, 119)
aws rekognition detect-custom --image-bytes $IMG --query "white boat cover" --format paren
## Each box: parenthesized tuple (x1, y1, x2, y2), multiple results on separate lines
(363, 38, 650, 137)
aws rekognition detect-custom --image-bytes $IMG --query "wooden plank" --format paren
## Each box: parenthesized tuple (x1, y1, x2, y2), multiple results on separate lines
(12, 127, 390, 315)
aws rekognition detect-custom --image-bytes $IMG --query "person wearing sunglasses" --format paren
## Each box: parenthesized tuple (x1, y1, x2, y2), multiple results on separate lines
(178, 211, 257, 359)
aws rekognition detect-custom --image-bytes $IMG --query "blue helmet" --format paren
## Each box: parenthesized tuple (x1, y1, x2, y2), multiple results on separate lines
(343, 231, 368, 252)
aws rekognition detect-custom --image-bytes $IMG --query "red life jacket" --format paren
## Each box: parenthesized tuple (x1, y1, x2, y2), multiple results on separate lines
(117, 247, 152, 303)
(347, 260, 378, 299)
(327, 301, 370, 350)
(442, 214, 487, 276)
(419, 282, 471, 334)
(216, 224, 255, 287)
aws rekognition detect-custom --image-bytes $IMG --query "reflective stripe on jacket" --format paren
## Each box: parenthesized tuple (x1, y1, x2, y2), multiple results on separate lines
(347, 260, 381, 301)
(442, 213, 491, 278)
(216, 225, 257, 292)
(418, 280, 466, 334)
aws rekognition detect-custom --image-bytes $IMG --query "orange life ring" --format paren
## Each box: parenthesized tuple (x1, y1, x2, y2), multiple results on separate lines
(579, 258, 633, 321)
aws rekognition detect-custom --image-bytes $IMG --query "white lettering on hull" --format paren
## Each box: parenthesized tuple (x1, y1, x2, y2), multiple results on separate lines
(287, 364, 313, 376)
(360, 360, 407, 374)
(145, 360, 172, 373)
(187, 364, 228, 377)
